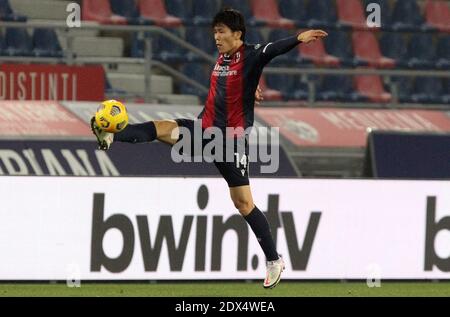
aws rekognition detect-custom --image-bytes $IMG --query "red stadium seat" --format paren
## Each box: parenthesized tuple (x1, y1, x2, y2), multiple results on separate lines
(355, 75, 392, 103)
(352, 31, 395, 68)
(425, 0, 450, 33)
(299, 38, 340, 67)
(139, 0, 182, 27)
(259, 76, 283, 101)
(336, 0, 369, 30)
(249, 0, 295, 29)
(82, 0, 127, 24)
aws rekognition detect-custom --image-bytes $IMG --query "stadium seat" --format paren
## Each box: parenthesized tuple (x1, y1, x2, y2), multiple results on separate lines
(0, 0, 27, 22)
(324, 31, 368, 67)
(139, 0, 182, 27)
(3, 28, 33, 56)
(442, 78, 450, 104)
(245, 27, 265, 45)
(336, 0, 368, 30)
(258, 76, 283, 101)
(265, 72, 297, 100)
(249, 0, 295, 29)
(410, 77, 444, 104)
(185, 27, 216, 61)
(165, 0, 193, 25)
(131, 30, 188, 63)
(380, 32, 409, 68)
(391, 0, 432, 32)
(82, 0, 127, 24)
(305, 0, 339, 29)
(222, 0, 264, 27)
(0, 33, 5, 56)
(110, 0, 152, 25)
(277, 0, 308, 28)
(436, 36, 450, 70)
(317, 75, 367, 102)
(298, 35, 340, 67)
(352, 31, 395, 68)
(179, 63, 209, 99)
(425, 0, 450, 33)
(192, 0, 220, 26)
(32, 28, 63, 58)
(354, 75, 392, 103)
(407, 33, 436, 69)
(363, 0, 392, 30)
(390, 76, 414, 103)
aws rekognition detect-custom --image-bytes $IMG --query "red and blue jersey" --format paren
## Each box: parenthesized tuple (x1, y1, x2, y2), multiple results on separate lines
(198, 35, 301, 134)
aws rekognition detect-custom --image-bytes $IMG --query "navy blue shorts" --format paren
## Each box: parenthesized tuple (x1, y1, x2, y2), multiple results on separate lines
(174, 118, 250, 187)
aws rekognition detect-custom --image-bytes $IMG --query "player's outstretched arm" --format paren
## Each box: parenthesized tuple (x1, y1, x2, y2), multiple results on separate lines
(259, 29, 328, 65)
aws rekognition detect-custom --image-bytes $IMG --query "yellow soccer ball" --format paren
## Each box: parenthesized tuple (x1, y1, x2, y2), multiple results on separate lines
(94, 99, 129, 133)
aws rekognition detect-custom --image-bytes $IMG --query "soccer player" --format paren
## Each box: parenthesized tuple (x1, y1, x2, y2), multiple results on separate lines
(91, 8, 327, 288)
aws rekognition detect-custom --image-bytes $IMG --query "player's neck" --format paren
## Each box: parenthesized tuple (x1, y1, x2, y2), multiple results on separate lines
(225, 41, 244, 56)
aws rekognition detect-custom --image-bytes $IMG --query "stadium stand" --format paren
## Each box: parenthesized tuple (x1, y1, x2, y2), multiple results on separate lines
(138, 0, 182, 27)
(248, 0, 295, 29)
(0, 0, 27, 22)
(82, 0, 127, 24)
(336, 0, 369, 30)
(1, 0, 449, 106)
(109, 0, 153, 25)
(425, 0, 450, 33)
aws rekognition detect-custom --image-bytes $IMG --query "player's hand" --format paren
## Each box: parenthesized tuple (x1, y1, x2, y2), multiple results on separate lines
(298, 30, 328, 44)
(255, 85, 264, 105)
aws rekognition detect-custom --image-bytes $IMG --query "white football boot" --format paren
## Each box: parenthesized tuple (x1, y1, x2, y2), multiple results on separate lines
(90, 117, 114, 150)
(263, 255, 285, 289)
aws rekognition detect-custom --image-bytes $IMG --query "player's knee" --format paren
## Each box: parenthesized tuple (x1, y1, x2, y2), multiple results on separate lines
(232, 198, 253, 214)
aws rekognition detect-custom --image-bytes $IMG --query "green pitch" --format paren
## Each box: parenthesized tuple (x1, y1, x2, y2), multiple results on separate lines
(0, 282, 450, 297)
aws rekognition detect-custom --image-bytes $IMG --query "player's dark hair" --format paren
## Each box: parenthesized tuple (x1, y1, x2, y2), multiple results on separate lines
(212, 8, 246, 41)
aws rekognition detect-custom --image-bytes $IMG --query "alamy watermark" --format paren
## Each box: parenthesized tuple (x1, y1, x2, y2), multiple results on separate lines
(366, 3, 381, 28)
(171, 124, 280, 174)
(66, 3, 81, 28)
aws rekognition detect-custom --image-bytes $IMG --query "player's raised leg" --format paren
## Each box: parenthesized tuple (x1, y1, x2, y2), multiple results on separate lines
(230, 185, 285, 289)
(91, 118, 180, 150)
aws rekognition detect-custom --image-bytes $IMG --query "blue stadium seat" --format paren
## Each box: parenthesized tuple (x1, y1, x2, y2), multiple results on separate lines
(289, 78, 310, 101)
(391, 0, 433, 32)
(324, 31, 368, 67)
(131, 30, 188, 63)
(165, 0, 193, 25)
(410, 77, 444, 104)
(363, 0, 392, 30)
(32, 29, 63, 58)
(110, 0, 152, 25)
(380, 32, 409, 68)
(4, 28, 33, 56)
(245, 28, 265, 45)
(317, 75, 367, 102)
(192, 0, 220, 26)
(265, 73, 297, 100)
(278, 0, 308, 27)
(442, 78, 450, 104)
(222, 0, 264, 26)
(0, 0, 27, 22)
(179, 63, 209, 100)
(390, 76, 413, 103)
(0, 33, 5, 56)
(305, 0, 339, 29)
(185, 27, 216, 61)
(407, 33, 436, 69)
(436, 36, 450, 70)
